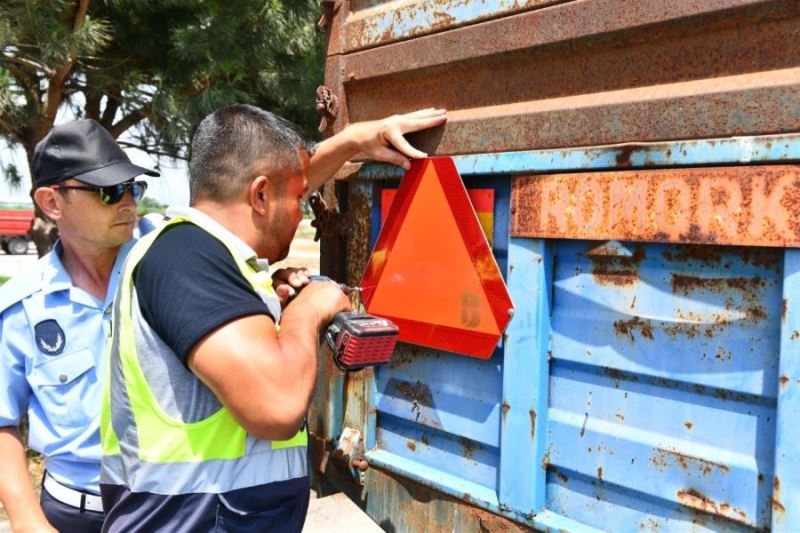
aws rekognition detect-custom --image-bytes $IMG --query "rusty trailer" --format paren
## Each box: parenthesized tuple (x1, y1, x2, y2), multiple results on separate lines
(311, 1, 800, 531)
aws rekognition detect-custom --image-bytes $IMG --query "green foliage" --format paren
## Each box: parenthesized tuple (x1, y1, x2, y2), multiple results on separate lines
(1, 162, 22, 188)
(136, 195, 166, 215)
(0, 0, 325, 175)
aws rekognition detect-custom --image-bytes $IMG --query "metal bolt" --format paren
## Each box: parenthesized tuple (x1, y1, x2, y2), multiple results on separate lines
(59, 374, 67, 384)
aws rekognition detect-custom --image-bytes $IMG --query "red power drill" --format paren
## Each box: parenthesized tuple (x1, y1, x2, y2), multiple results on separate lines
(310, 276, 399, 370)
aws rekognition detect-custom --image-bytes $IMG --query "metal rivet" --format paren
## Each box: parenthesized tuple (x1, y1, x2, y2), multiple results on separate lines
(59, 374, 67, 384)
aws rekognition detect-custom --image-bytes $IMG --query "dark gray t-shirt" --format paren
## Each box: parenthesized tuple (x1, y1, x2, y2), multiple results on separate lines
(134, 222, 273, 364)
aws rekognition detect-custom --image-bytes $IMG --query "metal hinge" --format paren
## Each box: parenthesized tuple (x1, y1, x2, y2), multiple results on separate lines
(316, 85, 339, 133)
(317, 0, 338, 31)
(309, 191, 348, 242)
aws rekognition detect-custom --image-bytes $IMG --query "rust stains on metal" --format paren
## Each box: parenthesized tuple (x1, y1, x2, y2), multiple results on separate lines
(670, 273, 769, 324)
(663, 244, 781, 270)
(554, 470, 568, 484)
(337, 427, 362, 458)
(586, 242, 645, 287)
(315, 85, 339, 133)
(714, 347, 732, 362)
(345, 185, 373, 288)
(670, 274, 765, 296)
(602, 367, 638, 382)
(529, 409, 536, 440)
(406, 440, 417, 452)
(684, 420, 693, 430)
(773, 475, 786, 516)
(779, 375, 790, 390)
(467, 506, 537, 533)
(644, 517, 660, 531)
(420, 433, 430, 446)
(541, 447, 551, 471)
(335, 0, 800, 155)
(393, 380, 433, 407)
(783, 299, 788, 322)
(390, 379, 435, 425)
(458, 436, 477, 460)
(677, 489, 750, 526)
(511, 167, 800, 247)
(369, 464, 537, 532)
(614, 316, 654, 342)
(501, 402, 511, 432)
(597, 466, 604, 482)
(651, 448, 730, 476)
(344, 0, 558, 52)
(388, 344, 420, 369)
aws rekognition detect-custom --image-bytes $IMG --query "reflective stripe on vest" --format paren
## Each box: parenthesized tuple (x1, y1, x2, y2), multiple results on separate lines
(101, 216, 307, 494)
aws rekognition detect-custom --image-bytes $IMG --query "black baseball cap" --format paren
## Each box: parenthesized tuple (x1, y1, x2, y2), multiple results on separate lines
(33, 119, 159, 188)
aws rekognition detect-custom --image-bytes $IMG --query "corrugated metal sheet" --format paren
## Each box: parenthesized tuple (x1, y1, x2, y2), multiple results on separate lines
(341, 0, 557, 52)
(545, 240, 780, 530)
(324, 0, 800, 152)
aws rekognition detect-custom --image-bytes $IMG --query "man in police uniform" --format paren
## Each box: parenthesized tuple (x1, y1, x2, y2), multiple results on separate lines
(0, 119, 159, 532)
(100, 105, 446, 531)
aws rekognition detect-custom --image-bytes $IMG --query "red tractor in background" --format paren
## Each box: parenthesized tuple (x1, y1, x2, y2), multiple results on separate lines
(0, 208, 34, 255)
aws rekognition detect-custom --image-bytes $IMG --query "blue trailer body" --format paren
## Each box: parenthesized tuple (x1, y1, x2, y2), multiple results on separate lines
(313, 1, 800, 530)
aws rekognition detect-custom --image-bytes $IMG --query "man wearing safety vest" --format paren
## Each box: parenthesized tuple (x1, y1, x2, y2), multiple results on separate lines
(99, 104, 446, 531)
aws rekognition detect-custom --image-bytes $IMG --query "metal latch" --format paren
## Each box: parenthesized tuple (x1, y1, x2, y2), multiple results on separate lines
(309, 191, 348, 242)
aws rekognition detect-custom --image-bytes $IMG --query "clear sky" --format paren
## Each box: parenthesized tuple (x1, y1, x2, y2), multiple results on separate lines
(0, 142, 191, 208)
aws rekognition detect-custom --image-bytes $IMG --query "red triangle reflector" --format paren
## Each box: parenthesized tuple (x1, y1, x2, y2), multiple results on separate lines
(360, 157, 513, 358)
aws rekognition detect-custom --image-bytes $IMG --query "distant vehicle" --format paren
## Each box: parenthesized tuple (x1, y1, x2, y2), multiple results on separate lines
(0, 208, 34, 255)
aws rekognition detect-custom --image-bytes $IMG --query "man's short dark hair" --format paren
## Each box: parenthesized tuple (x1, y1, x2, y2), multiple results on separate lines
(189, 104, 313, 203)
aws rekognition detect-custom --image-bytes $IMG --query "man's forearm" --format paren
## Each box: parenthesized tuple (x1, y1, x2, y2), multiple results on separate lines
(307, 126, 359, 191)
(306, 109, 447, 191)
(0, 427, 53, 532)
(273, 305, 326, 418)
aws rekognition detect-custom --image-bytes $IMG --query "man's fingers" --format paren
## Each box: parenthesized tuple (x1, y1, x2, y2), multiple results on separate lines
(396, 109, 447, 132)
(288, 270, 310, 287)
(383, 129, 428, 160)
(370, 145, 412, 169)
(274, 267, 311, 288)
(402, 108, 444, 119)
(275, 284, 296, 300)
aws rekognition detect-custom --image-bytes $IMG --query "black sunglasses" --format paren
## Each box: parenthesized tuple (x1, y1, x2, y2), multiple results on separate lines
(52, 181, 148, 205)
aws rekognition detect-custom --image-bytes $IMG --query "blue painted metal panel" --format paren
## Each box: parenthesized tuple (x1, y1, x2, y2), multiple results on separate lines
(498, 237, 551, 514)
(357, 134, 800, 179)
(344, 0, 541, 51)
(772, 249, 800, 531)
(345, 134, 799, 531)
(545, 241, 781, 530)
(367, 175, 511, 495)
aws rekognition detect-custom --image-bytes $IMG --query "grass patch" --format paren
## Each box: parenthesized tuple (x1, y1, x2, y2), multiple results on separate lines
(0, 275, 8, 286)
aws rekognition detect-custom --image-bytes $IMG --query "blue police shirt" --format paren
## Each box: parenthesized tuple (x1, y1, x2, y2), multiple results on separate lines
(0, 220, 158, 495)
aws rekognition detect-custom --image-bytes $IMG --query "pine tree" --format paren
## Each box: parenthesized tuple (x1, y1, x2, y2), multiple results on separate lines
(0, 0, 324, 254)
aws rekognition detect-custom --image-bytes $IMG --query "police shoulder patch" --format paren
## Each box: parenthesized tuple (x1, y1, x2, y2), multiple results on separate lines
(35, 319, 66, 356)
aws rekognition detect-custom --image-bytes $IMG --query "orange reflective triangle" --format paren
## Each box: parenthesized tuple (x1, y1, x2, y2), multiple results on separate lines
(360, 157, 513, 358)
(382, 188, 495, 246)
